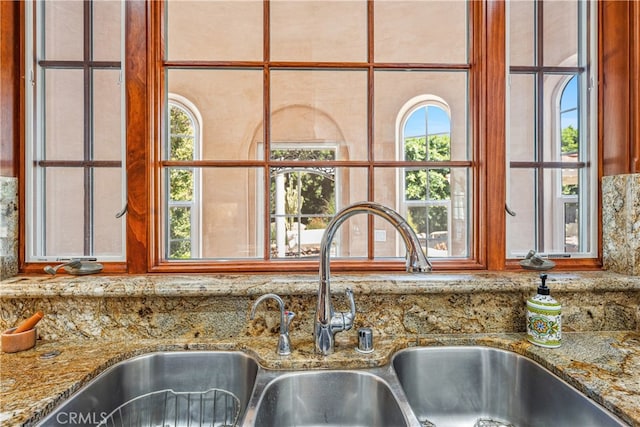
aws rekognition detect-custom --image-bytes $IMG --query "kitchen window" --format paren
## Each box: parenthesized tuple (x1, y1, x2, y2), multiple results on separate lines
(24, 0, 126, 263)
(506, 0, 596, 259)
(18, 0, 609, 273)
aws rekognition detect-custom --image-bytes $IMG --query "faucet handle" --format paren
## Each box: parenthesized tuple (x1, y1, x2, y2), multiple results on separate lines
(345, 287, 356, 323)
(331, 287, 356, 333)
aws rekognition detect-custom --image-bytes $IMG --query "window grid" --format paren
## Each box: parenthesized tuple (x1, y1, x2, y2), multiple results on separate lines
(34, 0, 122, 257)
(158, 1, 473, 265)
(508, 1, 589, 254)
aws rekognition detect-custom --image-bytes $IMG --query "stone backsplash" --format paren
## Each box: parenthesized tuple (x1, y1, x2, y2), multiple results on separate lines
(1, 272, 638, 342)
(603, 173, 640, 275)
(0, 177, 18, 280)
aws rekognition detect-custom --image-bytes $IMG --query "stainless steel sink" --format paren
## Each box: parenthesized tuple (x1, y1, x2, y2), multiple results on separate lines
(37, 346, 628, 427)
(244, 369, 412, 427)
(392, 346, 627, 427)
(37, 351, 259, 427)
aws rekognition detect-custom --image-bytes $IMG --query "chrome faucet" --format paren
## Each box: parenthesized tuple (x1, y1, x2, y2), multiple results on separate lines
(315, 201, 432, 355)
(251, 293, 295, 356)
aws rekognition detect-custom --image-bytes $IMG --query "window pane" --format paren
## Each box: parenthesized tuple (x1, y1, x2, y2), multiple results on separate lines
(183, 167, 263, 259)
(403, 205, 450, 258)
(270, 0, 367, 62)
(92, 0, 122, 61)
(166, 1, 263, 61)
(270, 169, 335, 259)
(564, 202, 579, 253)
(38, 167, 125, 258)
(271, 148, 336, 162)
(374, 71, 468, 161)
(508, 74, 535, 161)
(169, 206, 192, 259)
(166, 69, 263, 161)
(270, 167, 368, 259)
(93, 168, 125, 256)
(543, 1, 579, 67)
(169, 105, 195, 161)
(43, 0, 83, 60)
(270, 70, 368, 161)
(543, 73, 577, 162)
(543, 168, 580, 254)
(507, 167, 583, 256)
(44, 69, 84, 160)
(506, 169, 536, 256)
(169, 169, 194, 202)
(403, 168, 451, 201)
(42, 168, 85, 256)
(560, 75, 579, 159)
(169, 239, 192, 260)
(404, 106, 452, 162)
(93, 70, 123, 161)
(375, 167, 469, 258)
(509, 0, 535, 67)
(511, 73, 581, 162)
(374, 0, 467, 64)
(509, 1, 580, 68)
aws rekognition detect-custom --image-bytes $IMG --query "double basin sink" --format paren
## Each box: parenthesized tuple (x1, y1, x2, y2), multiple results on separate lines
(37, 346, 626, 427)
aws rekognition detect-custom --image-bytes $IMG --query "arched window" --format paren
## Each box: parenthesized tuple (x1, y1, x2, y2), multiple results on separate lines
(556, 75, 580, 252)
(166, 95, 202, 259)
(400, 101, 454, 257)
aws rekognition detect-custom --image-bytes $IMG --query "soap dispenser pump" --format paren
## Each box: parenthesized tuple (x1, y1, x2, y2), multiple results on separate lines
(526, 273, 562, 348)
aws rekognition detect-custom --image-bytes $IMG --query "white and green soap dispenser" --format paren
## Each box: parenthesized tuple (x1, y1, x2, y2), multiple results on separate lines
(526, 273, 562, 348)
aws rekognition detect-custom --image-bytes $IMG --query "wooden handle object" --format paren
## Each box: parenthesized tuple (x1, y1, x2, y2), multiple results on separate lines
(13, 311, 44, 334)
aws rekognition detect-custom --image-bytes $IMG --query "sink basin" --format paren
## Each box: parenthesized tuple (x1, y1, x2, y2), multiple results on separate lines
(392, 346, 626, 427)
(37, 351, 259, 427)
(36, 346, 628, 427)
(246, 370, 411, 427)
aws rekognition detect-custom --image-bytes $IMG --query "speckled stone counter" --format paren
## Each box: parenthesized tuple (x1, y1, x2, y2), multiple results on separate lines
(1, 332, 639, 427)
(1, 272, 639, 341)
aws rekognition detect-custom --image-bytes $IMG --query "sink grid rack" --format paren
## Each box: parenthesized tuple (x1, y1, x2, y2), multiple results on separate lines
(96, 388, 240, 427)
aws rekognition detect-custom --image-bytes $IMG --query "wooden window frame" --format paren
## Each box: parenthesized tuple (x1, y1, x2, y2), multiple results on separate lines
(5, 0, 640, 274)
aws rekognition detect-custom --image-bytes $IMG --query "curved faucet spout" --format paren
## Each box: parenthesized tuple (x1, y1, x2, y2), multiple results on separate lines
(251, 293, 294, 356)
(315, 201, 432, 355)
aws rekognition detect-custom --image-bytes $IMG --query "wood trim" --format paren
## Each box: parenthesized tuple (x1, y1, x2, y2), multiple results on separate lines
(0, 1, 20, 177)
(148, 258, 485, 274)
(125, 1, 150, 273)
(632, 1, 640, 173)
(484, 0, 506, 270)
(600, 1, 632, 176)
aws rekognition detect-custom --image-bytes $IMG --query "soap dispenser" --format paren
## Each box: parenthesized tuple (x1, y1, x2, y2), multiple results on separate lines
(526, 273, 562, 348)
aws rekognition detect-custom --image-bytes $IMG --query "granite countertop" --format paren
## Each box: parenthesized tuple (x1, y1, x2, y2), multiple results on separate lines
(1, 331, 639, 427)
(3, 271, 640, 298)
